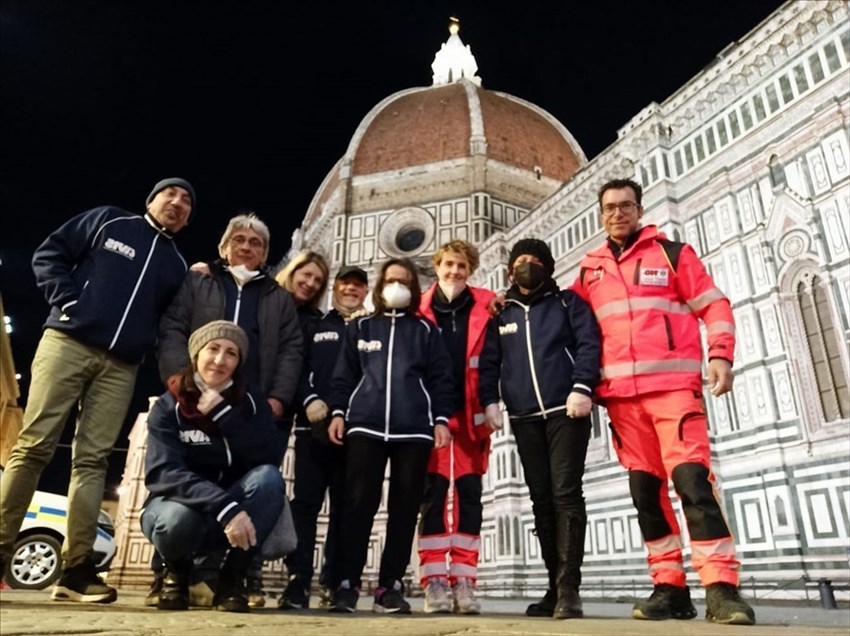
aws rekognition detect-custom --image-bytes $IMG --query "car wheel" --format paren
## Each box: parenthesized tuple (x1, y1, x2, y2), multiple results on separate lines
(6, 533, 63, 590)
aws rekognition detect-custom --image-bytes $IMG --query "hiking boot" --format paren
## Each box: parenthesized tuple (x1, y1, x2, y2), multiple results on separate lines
(526, 588, 556, 617)
(329, 580, 359, 613)
(246, 576, 265, 608)
(423, 577, 452, 614)
(373, 579, 411, 614)
(705, 583, 756, 625)
(632, 584, 697, 620)
(157, 561, 190, 611)
(452, 577, 481, 615)
(188, 579, 216, 607)
(553, 585, 583, 619)
(278, 574, 310, 609)
(144, 573, 164, 607)
(51, 560, 117, 604)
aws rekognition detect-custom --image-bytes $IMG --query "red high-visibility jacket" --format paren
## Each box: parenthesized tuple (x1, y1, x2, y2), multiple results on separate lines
(571, 225, 735, 399)
(420, 283, 495, 441)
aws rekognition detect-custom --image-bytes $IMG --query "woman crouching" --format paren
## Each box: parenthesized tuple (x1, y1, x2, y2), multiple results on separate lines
(142, 320, 287, 612)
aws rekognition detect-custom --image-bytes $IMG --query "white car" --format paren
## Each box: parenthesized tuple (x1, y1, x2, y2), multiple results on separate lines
(1, 471, 117, 590)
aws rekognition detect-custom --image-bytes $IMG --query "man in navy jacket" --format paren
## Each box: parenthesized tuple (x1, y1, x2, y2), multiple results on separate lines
(0, 178, 193, 603)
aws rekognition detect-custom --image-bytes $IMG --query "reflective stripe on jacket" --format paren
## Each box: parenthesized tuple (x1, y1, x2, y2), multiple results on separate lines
(571, 225, 735, 399)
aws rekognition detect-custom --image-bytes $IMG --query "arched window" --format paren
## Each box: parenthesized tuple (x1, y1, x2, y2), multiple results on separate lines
(796, 273, 849, 421)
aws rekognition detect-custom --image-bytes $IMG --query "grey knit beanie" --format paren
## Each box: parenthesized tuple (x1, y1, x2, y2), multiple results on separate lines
(188, 320, 249, 365)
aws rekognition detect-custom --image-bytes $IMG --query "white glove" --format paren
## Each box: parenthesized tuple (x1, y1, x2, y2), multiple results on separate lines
(305, 399, 329, 424)
(197, 388, 224, 414)
(565, 392, 592, 419)
(484, 403, 503, 431)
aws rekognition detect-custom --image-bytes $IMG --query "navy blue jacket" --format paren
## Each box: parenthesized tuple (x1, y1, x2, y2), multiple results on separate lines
(479, 286, 601, 420)
(293, 308, 346, 433)
(329, 310, 453, 443)
(144, 387, 287, 528)
(32, 206, 187, 364)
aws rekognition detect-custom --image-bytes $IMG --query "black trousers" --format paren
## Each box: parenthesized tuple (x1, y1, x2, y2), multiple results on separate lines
(336, 435, 432, 589)
(512, 412, 591, 585)
(285, 432, 346, 587)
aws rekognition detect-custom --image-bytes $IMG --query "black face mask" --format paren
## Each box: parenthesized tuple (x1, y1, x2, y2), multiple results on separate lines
(513, 262, 548, 289)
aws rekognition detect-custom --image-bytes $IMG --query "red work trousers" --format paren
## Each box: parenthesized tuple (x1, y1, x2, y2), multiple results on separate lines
(607, 389, 740, 587)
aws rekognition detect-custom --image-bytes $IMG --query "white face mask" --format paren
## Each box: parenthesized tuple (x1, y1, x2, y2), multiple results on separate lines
(228, 263, 259, 286)
(438, 280, 466, 302)
(382, 282, 411, 309)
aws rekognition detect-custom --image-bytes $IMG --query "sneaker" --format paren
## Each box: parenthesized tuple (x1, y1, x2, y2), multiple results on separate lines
(632, 584, 697, 620)
(329, 580, 359, 613)
(144, 574, 164, 607)
(373, 579, 411, 614)
(705, 583, 756, 625)
(278, 575, 310, 610)
(51, 560, 117, 603)
(452, 577, 481, 615)
(423, 577, 452, 614)
(525, 588, 556, 617)
(246, 576, 265, 608)
(188, 580, 216, 607)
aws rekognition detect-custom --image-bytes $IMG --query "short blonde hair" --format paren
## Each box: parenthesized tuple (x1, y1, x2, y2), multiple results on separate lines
(274, 251, 330, 309)
(432, 239, 479, 274)
(217, 213, 271, 266)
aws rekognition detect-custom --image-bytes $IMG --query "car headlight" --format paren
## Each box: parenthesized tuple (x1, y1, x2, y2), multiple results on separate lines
(97, 509, 115, 537)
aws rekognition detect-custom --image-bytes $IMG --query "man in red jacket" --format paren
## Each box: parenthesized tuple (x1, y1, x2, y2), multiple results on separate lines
(571, 178, 755, 626)
(417, 240, 495, 615)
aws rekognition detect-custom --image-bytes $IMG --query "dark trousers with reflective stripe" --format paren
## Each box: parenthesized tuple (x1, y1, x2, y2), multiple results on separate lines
(336, 435, 431, 590)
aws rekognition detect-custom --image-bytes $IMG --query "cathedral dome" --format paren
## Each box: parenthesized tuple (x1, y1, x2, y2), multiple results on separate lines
(299, 19, 587, 259)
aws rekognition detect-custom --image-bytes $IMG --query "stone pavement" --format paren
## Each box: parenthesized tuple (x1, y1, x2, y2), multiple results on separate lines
(1, 588, 848, 636)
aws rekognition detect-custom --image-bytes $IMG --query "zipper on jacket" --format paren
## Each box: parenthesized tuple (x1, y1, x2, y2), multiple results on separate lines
(523, 307, 547, 419)
(663, 315, 675, 350)
(385, 313, 397, 441)
(633, 258, 642, 285)
(233, 285, 243, 324)
(109, 233, 158, 351)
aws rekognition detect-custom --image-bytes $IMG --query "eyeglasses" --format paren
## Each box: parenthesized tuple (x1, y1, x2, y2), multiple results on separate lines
(230, 235, 264, 249)
(601, 201, 640, 216)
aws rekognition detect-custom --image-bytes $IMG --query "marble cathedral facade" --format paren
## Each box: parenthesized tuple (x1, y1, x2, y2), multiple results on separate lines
(112, 0, 849, 598)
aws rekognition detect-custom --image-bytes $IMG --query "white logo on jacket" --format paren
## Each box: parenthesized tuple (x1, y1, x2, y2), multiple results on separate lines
(499, 322, 519, 335)
(179, 429, 211, 444)
(314, 331, 340, 343)
(639, 267, 669, 286)
(103, 238, 136, 260)
(357, 339, 383, 352)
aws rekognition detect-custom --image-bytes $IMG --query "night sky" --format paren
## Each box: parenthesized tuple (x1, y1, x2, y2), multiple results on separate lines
(0, 0, 785, 493)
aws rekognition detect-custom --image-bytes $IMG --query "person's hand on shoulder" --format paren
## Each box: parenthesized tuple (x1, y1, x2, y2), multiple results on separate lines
(190, 261, 211, 276)
(486, 293, 506, 317)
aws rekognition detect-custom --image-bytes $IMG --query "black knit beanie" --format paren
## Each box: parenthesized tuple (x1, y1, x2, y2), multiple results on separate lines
(508, 238, 555, 276)
(146, 177, 196, 220)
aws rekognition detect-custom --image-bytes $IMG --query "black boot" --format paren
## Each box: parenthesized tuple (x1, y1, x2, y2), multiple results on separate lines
(158, 559, 191, 611)
(214, 549, 250, 613)
(553, 514, 585, 619)
(526, 516, 558, 617)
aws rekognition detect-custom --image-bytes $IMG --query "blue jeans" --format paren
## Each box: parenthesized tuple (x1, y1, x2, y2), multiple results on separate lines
(141, 464, 285, 565)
